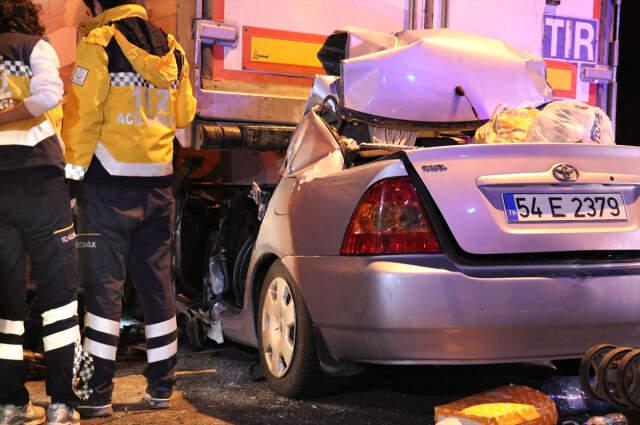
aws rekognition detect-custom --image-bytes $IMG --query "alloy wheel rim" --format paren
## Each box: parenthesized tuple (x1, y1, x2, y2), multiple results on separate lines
(261, 277, 296, 377)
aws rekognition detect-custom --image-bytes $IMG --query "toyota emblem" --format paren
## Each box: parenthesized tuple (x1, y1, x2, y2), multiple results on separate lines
(552, 163, 579, 182)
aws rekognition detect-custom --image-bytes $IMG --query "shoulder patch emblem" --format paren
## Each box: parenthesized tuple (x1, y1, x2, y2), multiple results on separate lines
(71, 67, 89, 86)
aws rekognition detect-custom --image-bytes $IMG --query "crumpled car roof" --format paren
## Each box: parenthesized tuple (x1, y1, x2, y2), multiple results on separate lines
(317, 27, 553, 125)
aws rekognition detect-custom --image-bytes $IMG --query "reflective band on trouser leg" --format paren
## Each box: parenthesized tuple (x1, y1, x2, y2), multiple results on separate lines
(145, 316, 178, 363)
(83, 338, 117, 361)
(43, 325, 80, 352)
(0, 343, 23, 360)
(145, 316, 177, 339)
(85, 313, 120, 336)
(0, 319, 24, 336)
(42, 301, 78, 326)
(147, 340, 178, 363)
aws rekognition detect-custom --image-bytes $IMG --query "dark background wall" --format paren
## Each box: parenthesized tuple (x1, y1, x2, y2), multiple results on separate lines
(616, 0, 639, 146)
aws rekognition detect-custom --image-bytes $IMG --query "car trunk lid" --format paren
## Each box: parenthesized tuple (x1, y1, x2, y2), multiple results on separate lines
(404, 143, 640, 255)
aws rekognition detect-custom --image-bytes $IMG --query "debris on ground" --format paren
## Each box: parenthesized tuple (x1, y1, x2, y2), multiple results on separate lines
(434, 385, 557, 425)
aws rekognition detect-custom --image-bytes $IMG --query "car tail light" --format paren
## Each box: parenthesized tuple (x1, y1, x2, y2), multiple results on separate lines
(341, 177, 441, 255)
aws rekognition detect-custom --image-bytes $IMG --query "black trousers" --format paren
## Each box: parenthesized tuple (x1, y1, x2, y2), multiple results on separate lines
(77, 184, 177, 403)
(0, 168, 80, 406)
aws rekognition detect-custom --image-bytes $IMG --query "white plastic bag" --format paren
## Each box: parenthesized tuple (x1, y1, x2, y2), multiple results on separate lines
(525, 100, 614, 145)
(369, 126, 417, 146)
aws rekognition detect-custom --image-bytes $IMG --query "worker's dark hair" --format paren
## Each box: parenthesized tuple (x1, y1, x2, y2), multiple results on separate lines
(82, 0, 145, 16)
(0, 0, 46, 36)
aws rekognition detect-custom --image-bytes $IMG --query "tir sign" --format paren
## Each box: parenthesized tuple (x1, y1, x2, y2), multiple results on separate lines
(543, 15, 598, 64)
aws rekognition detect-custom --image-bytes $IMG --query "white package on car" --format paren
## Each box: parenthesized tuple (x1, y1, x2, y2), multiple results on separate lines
(473, 104, 539, 144)
(525, 100, 615, 145)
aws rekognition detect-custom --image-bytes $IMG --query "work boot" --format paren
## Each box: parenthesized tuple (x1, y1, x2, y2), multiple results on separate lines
(0, 402, 45, 425)
(76, 401, 113, 419)
(143, 384, 173, 409)
(45, 404, 79, 425)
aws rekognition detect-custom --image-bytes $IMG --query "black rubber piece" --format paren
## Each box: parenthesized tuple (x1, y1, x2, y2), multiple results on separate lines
(186, 316, 205, 351)
(232, 236, 255, 308)
(249, 363, 266, 382)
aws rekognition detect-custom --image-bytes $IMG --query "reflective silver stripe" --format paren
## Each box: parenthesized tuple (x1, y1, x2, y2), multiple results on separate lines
(85, 313, 120, 336)
(147, 340, 178, 363)
(95, 143, 173, 177)
(64, 163, 87, 181)
(84, 338, 117, 361)
(42, 301, 78, 326)
(0, 119, 56, 147)
(110, 71, 179, 89)
(145, 316, 177, 339)
(43, 325, 80, 352)
(0, 343, 23, 361)
(0, 319, 24, 336)
(1, 60, 32, 77)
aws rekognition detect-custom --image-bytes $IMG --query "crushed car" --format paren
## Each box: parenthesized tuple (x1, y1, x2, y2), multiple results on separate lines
(182, 28, 640, 398)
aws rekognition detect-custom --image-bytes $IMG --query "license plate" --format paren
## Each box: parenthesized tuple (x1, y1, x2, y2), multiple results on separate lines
(503, 193, 628, 223)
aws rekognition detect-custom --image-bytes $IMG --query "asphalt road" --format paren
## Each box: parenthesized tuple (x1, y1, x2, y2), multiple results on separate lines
(24, 341, 634, 425)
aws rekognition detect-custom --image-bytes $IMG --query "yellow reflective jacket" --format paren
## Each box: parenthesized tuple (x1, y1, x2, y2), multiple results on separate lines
(0, 32, 64, 170)
(62, 5, 197, 180)
(0, 35, 62, 143)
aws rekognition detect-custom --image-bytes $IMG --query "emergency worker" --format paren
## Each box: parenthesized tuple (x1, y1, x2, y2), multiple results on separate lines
(62, 0, 196, 418)
(0, 1, 84, 424)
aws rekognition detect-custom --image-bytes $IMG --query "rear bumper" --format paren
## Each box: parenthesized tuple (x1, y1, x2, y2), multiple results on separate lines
(282, 255, 640, 364)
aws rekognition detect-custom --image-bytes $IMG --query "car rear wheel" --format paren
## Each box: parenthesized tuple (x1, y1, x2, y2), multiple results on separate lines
(257, 260, 330, 398)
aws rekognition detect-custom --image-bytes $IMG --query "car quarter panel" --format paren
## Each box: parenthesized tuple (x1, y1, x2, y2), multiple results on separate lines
(236, 157, 408, 346)
(262, 158, 408, 257)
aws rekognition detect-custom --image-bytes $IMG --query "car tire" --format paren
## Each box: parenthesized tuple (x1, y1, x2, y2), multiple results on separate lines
(257, 260, 330, 398)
